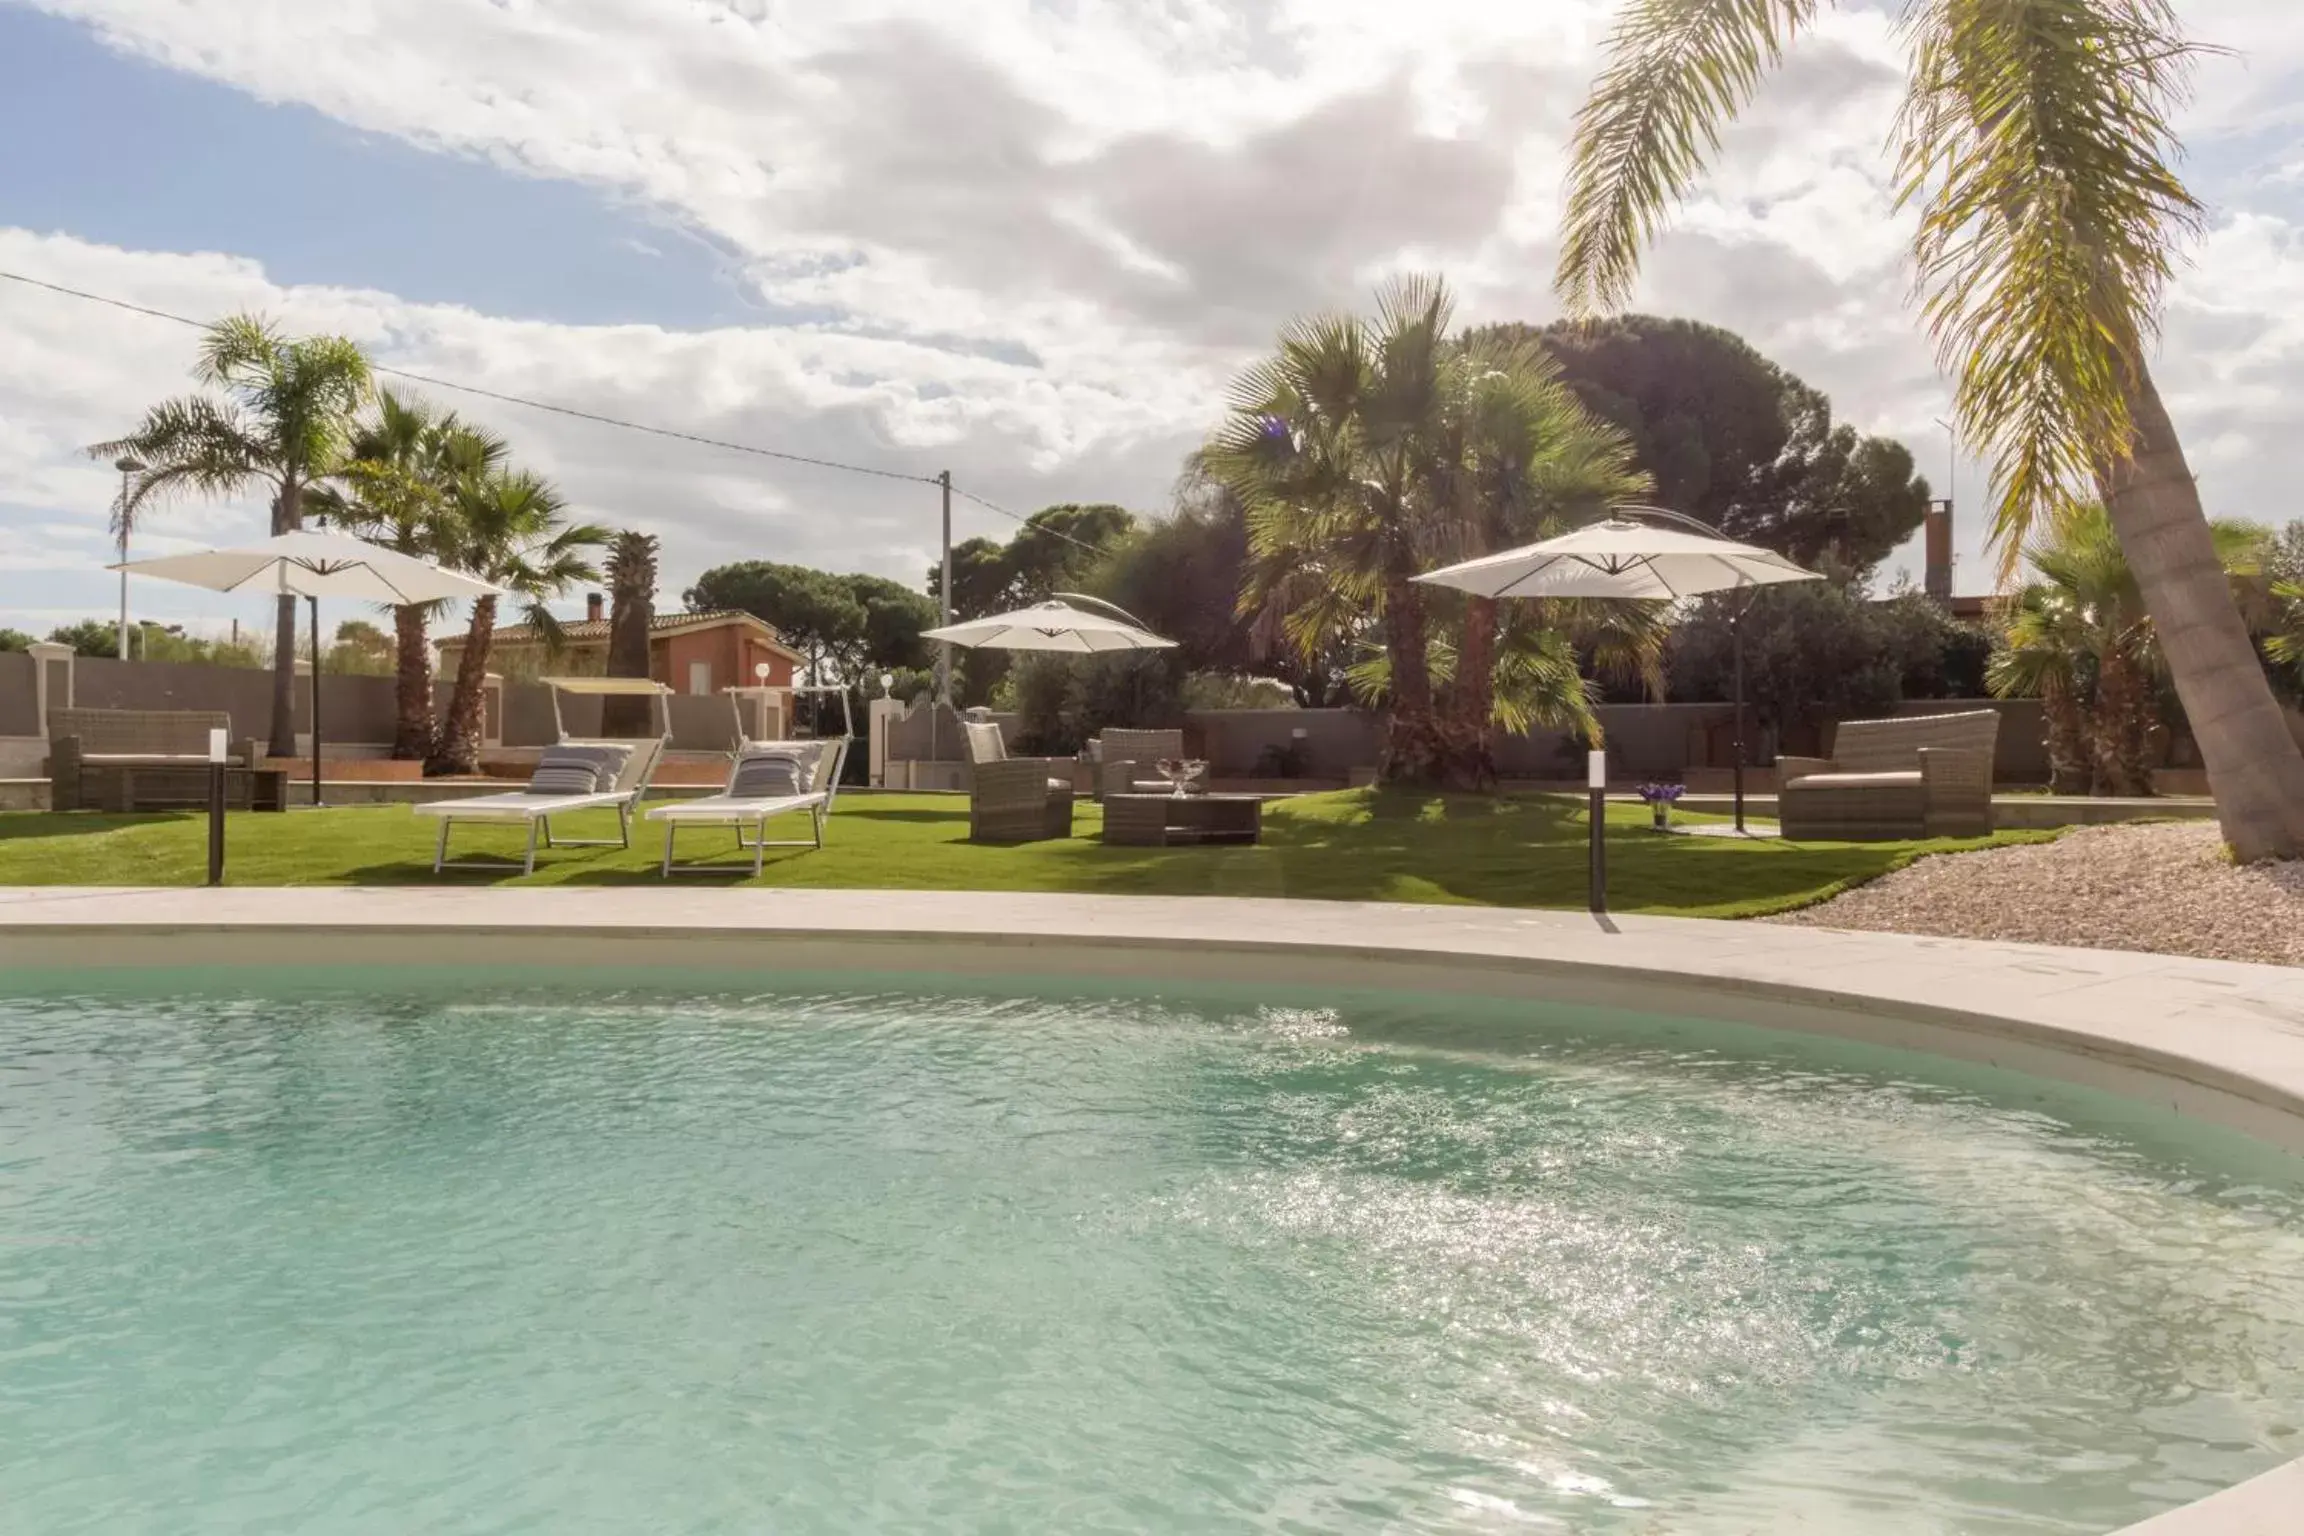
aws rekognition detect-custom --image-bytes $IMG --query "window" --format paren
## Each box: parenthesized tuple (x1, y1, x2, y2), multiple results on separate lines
(687, 660, 712, 696)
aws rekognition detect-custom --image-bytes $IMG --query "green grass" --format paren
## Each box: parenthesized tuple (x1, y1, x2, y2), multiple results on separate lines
(0, 790, 2052, 919)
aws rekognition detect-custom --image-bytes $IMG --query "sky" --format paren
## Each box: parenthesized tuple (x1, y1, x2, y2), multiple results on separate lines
(4, 0, 2304, 642)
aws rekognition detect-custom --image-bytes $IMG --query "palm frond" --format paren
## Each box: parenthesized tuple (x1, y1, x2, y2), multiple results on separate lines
(90, 396, 272, 537)
(1894, 0, 2212, 570)
(1492, 618, 1601, 741)
(1557, 0, 1819, 314)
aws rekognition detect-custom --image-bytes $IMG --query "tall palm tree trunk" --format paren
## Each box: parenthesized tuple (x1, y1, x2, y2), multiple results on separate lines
(266, 477, 304, 759)
(429, 596, 497, 777)
(391, 605, 434, 760)
(1444, 594, 1501, 792)
(2100, 363, 2304, 856)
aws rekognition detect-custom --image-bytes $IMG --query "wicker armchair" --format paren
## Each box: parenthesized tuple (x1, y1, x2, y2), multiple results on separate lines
(969, 758, 1075, 842)
(1779, 710, 2000, 841)
(962, 719, 1074, 841)
(47, 708, 264, 812)
(1095, 728, 1187, 800)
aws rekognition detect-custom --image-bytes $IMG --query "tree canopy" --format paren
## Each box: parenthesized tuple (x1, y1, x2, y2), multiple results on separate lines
(1466, 315, 1931, 572)
(685, 561, 936, 685)
(924, 503, 1136, 615)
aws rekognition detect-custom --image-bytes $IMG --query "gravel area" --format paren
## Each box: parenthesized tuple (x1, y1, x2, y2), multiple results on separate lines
(1769, 821, 2304, 967)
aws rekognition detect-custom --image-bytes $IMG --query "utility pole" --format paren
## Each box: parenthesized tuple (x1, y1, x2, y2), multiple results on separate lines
(936, 469, 953, 704)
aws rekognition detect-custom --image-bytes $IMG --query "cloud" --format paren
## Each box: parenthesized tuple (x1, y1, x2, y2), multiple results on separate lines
(5, 0, 2304, 635)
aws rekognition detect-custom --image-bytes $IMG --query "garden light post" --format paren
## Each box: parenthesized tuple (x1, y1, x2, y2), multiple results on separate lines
(1587, 747, 1608, 914)
(206, 726, 227, 886)
(113, 455, 144, 658)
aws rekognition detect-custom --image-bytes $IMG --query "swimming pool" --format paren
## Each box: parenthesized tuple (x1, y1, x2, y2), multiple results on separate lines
(4, 966, 2301, 1534)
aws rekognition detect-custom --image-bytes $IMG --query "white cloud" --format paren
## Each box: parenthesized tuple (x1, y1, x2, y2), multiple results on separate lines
(6, 0, 2304, 636)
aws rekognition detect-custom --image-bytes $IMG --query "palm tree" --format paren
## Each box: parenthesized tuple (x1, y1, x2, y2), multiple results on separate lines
(309, 390, 510, 760)
(1425, 327, 1651, 783)
(1210, 276, 1459, 783)
(91, 314, 373, 756)
(1557, 0, 2304, 859)
(602, 530, 660, 734)
(1988, 501, 2268, 795)
(427, 470, 607, 776)
(1212, 279, 1651, 787)
(1987, 586, 2095, 795)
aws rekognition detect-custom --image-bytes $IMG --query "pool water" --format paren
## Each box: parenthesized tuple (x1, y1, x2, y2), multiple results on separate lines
(3, 973, 2303, 1534)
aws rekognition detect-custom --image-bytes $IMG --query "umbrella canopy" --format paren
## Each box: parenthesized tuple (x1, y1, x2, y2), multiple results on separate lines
(110, 528, 504, 603)
(110, 530, 504, 809)
(1414, 516, 1819, 602)
(1415, 509, 1823, 837)
(922, 598, 1177, 654)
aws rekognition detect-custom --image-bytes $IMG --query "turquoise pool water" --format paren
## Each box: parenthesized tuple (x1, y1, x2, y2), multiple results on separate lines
(3, 971, 2302, 1534)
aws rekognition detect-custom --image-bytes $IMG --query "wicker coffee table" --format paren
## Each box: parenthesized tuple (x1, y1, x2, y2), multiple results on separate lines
(1101, 792, 1262, 847)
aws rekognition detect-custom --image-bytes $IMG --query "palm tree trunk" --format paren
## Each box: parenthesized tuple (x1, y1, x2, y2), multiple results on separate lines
(266, 478, 302, 758)
(1443, 594, 1501, 792)
(391, 604, 434, 760)
(428, 596, 497, 776)
(1381, 572, 1445, 785)
(2042, 676, 2091, 796)
(2101, 362, 2304, 856)
(2090, 647, 2150, 797)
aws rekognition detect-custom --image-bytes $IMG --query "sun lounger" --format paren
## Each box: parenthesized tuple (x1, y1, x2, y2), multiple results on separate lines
(645, 735, 850, 875)
(415, 735, 668, 874)
(415, 678, 674, 875)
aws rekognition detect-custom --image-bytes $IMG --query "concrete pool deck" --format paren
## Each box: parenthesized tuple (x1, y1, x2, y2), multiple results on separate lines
(2, 884, 2299, 1534)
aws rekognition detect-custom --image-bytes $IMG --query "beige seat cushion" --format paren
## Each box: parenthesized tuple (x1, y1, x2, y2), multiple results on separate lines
(1786, 770, 1924, 790)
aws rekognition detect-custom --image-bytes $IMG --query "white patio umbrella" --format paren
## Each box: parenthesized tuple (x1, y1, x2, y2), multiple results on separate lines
(112, 529, 505, 807)
(1416, 507, 1822, 831)
(920, 595, 1176, 763)
(921, 596, 1178, 653)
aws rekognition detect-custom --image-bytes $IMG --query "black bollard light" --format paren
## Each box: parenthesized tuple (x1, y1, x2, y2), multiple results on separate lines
(206, 726, 227, 887)
(1587, 747, 1607, 914)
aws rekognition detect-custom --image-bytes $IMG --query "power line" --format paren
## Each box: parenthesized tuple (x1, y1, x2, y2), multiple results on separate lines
(0, 263, 1119, 561)
(0, 267, 939, 487)
(949, 483, 1108, 557)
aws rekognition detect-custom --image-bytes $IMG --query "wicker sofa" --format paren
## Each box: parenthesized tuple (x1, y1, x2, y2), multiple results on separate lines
(1092, 728, 1187, 800)
(47, 708, 272, 812)
(1778, 710, 2000, 842)
(963, 720, 1074, 842)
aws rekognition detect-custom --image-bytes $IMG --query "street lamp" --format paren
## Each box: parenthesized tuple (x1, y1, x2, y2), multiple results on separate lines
(112, 456, 145, 659)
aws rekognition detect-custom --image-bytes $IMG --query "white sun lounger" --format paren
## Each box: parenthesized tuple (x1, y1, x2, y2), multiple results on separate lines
(646, 735, 850, 876)
(415, 678, 672, 875)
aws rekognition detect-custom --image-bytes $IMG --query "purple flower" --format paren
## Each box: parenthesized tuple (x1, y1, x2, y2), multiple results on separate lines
(1636, 782, 1686, 804)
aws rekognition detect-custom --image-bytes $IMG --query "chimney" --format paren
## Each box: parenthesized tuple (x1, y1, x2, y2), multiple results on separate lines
(1923, 499, 1953, 604)
(586, 592, 605, 624)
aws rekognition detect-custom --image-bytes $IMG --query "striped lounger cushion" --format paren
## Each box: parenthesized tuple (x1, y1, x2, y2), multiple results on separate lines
(526, 746, 627, 796)
(728, 751, 807, 800)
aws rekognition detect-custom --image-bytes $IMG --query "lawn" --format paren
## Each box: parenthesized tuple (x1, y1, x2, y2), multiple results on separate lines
(0, 790, 2048, 919)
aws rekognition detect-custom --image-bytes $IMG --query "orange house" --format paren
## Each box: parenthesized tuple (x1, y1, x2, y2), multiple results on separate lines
(439, 597, 805, 696)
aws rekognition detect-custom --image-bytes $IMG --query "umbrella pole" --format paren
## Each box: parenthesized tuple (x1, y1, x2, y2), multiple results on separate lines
(308, 595, 323, 811)
(1731, 609, 1745, 834)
